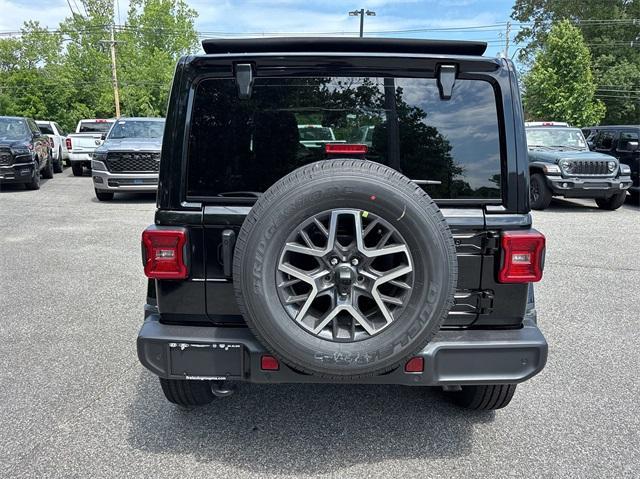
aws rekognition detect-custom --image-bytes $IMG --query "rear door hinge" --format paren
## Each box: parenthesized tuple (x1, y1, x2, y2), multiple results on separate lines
(478, 291, 495, 315)
(482, 232, 499, 255)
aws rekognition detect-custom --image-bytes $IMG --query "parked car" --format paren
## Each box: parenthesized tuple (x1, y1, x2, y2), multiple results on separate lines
(582, 125, 639, 204)
(297, 124, 339, 148)
(137, 37, 549, 411)
(0, 116, 54, 190)
(91, 117, 164, 201)
(525, 124, 632, 210)
(66, 119, 115, 177)
(36, 120, 69, 172)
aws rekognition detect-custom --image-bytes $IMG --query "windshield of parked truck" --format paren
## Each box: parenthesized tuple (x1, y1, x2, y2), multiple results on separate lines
(187, 76, 503, 200)
(78, 121, 114, 133)
(107, 119, 165, 139)
(526, 127, 588, 151)
(0, 118, 29, 140)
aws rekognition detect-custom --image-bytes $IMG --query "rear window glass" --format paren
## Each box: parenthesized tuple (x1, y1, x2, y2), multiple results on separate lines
(187, 77, 502, 200)
(79, 121, 113, 133)
(37, 123, 54, 135)
(617, 131, 638, 151)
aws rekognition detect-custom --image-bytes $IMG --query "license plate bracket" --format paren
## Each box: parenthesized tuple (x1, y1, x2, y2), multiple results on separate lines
(169, 342, 243, 379)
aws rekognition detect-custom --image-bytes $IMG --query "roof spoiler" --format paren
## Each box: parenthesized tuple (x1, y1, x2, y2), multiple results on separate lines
(201, 37, 488, 56)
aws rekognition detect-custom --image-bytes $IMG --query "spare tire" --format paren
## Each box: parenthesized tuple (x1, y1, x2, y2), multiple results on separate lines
(233, 160, 457, 378)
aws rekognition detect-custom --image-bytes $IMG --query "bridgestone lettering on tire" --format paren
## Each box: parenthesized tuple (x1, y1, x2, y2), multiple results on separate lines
(233, 160, 458, 378)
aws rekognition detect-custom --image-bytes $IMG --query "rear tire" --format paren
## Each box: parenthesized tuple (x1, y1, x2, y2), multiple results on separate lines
(595, 191, 627, 210)
(446, 384, 517, 410)
(159, 378, 215, 407)
(53, 148, 63, 173)
(42, 157, 54, 179)
(529, 173, 552, 210)
(95, 189, 114, 201)
(71, 163, 83, 176)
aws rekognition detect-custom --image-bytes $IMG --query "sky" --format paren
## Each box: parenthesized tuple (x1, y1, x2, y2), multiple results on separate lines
(0, 0, 521, 58)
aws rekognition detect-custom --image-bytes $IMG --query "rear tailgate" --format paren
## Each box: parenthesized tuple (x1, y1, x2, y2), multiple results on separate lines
(68, 133, 103, 153)
(202, 206, 498, 328)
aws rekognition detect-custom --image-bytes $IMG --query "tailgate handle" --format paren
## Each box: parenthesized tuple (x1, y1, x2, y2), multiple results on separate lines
(222, 229, 236, 278)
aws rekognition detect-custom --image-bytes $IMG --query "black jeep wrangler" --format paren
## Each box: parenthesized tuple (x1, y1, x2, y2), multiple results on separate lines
(138, 38, 548, 411)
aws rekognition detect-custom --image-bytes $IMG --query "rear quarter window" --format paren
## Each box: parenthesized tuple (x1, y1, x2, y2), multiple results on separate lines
(186, 76, 503, 201)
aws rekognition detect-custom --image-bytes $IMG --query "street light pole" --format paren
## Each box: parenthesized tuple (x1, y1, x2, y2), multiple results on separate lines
(348, 8, 376, 38)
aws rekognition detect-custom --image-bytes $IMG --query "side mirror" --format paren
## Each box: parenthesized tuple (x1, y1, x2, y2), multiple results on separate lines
(627, 140, 638, 151)
(101, 133, 107, 141)
(587, 141, 595, 151)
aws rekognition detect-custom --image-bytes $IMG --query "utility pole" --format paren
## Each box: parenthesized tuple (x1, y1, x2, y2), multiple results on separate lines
(99, 25, 121, 118)
(504, 21, 512, 58)
(348, 9, 376, 38)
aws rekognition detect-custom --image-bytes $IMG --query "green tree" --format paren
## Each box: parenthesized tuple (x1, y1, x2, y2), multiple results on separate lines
(118, 0, 198, 116)
(523, 20, 605, 127)
(0, 0, 198, 130)
(512, 0, 640, 124)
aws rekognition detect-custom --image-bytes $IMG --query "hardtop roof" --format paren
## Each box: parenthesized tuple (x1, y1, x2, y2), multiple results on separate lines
(201, 37, 488, 56)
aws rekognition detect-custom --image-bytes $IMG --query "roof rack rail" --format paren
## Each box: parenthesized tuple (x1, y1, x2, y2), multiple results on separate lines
(201, 37, 488, 56)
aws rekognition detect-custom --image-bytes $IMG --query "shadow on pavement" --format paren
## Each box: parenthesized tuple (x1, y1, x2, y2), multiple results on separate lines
(126, 371, 493, 475)
(0, 178, 52, 193)
(541, 197, 638, 213)
(90, 192, 157, 204)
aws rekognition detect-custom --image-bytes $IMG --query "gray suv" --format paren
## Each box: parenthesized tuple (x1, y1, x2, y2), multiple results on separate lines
(91, 117, 165, 201)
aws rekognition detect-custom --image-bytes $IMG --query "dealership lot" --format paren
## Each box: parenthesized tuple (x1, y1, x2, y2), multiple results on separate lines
(1, 171, 638, 478)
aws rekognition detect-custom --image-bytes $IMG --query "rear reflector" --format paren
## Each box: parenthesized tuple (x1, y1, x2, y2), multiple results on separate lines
(498, 230, 545, 283)
(141, 228, 188, 279)
(325, 143, 368, 155)
(404, 357, 424, 373)
(260, 355, 280, 371)
(65, 138, 72, 150)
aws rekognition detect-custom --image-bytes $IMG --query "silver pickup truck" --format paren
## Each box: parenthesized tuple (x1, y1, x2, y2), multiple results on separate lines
(66, 119, 115, 176)
(91, 117, 164, 201)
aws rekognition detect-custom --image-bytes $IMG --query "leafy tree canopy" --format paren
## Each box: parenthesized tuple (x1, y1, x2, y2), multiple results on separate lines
(523, 20, 606, 127)
(512, 0, 640, 124)
(0, 0, 198, 131)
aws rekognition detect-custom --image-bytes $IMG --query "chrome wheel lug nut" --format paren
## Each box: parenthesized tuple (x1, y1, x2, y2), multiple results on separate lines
(330, 257, 339, 266)
(351, 258, 359, 266)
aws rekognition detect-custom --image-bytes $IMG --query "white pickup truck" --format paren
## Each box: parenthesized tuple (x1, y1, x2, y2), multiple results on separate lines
(66, 119, 115, 176)
(36, 120, 70, 173)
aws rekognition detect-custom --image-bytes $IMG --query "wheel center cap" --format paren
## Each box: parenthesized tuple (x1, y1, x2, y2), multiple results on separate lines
(335, 265, 354, 296)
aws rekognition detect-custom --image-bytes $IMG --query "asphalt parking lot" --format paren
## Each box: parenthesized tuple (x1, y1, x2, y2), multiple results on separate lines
(1, 168, 639, 478)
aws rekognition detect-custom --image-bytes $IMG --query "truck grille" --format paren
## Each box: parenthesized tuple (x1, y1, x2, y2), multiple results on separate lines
(105, 152, 160, 173)
(0, 148, 12, 166)
(565, 160, 611, 176)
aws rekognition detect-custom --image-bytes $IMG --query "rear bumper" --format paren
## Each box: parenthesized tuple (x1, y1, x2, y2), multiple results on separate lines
(545, 174, 632, 198)
(137, 313, 548, 386)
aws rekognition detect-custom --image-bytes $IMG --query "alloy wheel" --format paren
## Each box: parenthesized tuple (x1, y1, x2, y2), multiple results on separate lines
(276, 209, 414, 342)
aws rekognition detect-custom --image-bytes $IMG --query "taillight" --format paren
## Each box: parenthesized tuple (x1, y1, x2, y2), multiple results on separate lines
(325, 144, 368, 155)
(498, 230, 545, 283)
(141, 227, 188, 279)
(65, 138, 72, 150)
